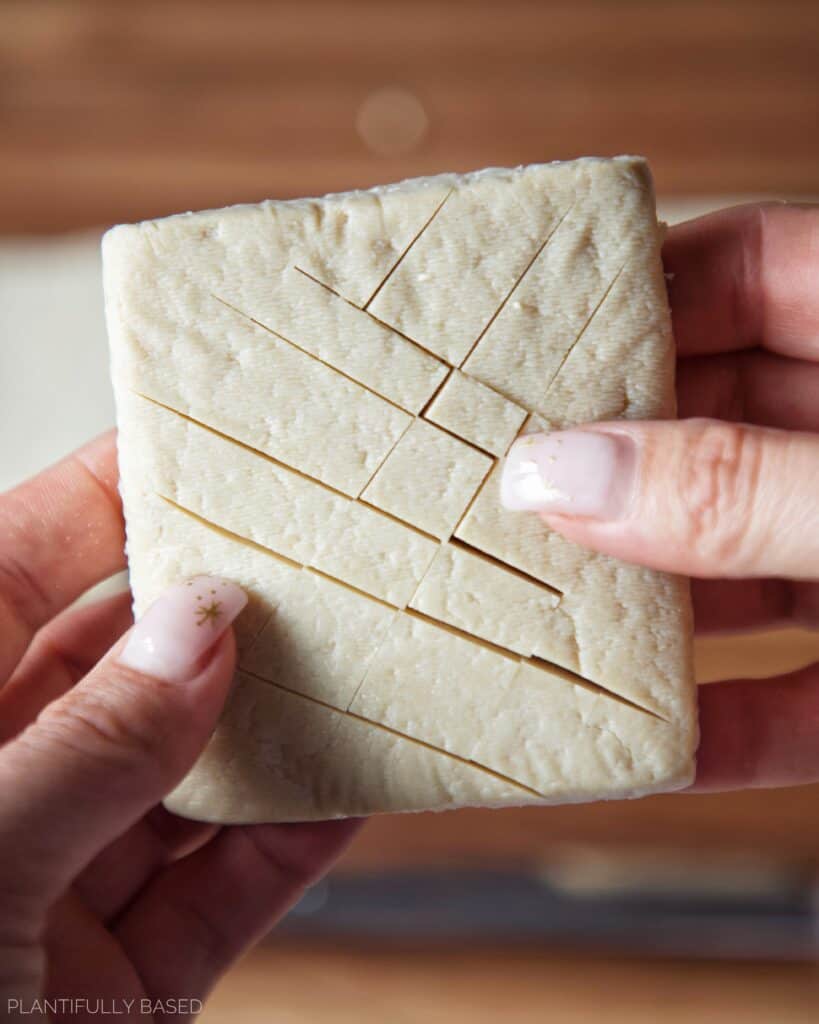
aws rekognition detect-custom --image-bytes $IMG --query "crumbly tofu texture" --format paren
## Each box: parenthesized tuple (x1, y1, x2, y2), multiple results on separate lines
(426, 370, 527, 457)
(103, 156, 698, 823)
(360, 418, 492, 540)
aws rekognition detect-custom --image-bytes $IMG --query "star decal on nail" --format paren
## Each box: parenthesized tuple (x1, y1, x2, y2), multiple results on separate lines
(195, 599, 223, 628)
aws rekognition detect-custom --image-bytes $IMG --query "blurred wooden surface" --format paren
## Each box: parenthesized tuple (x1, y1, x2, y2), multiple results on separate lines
(1, 0, 818, 233)
(202, 943, 819, 1024)
(3, 2, 819, 1019)
(339, 782, 819, 872)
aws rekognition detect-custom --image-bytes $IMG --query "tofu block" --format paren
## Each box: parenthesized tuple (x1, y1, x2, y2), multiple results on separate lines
(367, 167, 576, 364)
(165, 671, 529, 823)
(350, 617, 688, 798)
(104, 156, 698, 823)
(103, 244, 410, 498)
(348, 613, 523, 763)
(126, 491, 395, 710)
(241, 571, 397, 709)
(257, 265, 449, 414)
(425, 370, 527, 456)
(409, 543, 579, 671)
(360, 418, 492, 539)
(131, 394, 437, 607)
(454, 455, 693, 722)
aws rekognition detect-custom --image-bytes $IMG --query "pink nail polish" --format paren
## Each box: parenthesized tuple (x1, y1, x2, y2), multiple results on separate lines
(500, 430, 635, 518)
(119, 576, 247, 682)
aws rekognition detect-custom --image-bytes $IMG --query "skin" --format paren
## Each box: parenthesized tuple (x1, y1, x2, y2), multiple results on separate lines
(0, 201, 815, 1016)
(0, 434, 360, 1020)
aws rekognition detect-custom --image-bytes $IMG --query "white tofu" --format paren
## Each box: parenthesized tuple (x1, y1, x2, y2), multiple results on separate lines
(359, 418, 492, 539)
(165, 671, 529, 823)
(242, 265, 450, 414)
(366, 167, 576, 364)
(425, 370, 527, 456)
(350, 618, 689, 799)
(453, 457, 693, 722)
(102, 244, 411, 498)
(130, 394, 437, 607)
(104, 156, 698, 823)
(408, 543, 578, 670)
(241, 572, 398, 710)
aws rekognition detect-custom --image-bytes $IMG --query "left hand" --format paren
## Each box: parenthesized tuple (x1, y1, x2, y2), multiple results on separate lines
(0, 432, 359, 1020)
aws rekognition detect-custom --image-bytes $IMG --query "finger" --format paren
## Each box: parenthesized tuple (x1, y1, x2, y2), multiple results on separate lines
(664, 202, 819, 360)
(0, 430, 125, 685)
(4, 588, 222, 924)
(501, 419, 819, 578)
(145, 804, 221, 860)
(692, 577, 819, 633)
(75, 808, 219, 923)
(114, 819, 361, 1006)
(42, 893, 144, 1013)
(0, 590, 133, 744)
(0, 577, 246, 922)
(694, 662, 819, 791)
(677, 350, 819, 432)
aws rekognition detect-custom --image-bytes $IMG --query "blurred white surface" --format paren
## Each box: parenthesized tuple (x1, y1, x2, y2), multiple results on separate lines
(0, 234, 113, 492)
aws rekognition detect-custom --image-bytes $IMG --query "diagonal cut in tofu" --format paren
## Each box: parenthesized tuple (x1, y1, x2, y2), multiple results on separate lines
(103, 156, 697, 822)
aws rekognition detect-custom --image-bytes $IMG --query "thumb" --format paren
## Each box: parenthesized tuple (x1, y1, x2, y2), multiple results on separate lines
(500, 418, 819, 579)
(0, 576, 246, 918)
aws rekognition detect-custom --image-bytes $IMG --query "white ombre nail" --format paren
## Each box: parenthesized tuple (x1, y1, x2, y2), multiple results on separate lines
(120, 576, 247, 682)
(500, 430, 635, 518)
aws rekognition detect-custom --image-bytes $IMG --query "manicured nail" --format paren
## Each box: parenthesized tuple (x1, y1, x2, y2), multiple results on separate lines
(119, 576, 247, 682)
(500, 430, 635, 517)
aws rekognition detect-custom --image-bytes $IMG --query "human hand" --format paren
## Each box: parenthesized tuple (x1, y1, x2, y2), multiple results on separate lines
(0, 433, 359, 1020)
(500, 202, 819, 792)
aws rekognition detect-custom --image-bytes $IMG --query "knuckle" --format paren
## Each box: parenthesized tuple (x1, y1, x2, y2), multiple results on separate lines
(168, 893, 234, 974)
(26, 671, 180, 788)
(241, 826, 313, 889)
(730, 205, 766, 346)
(0, 554, 52, 635)
(675, 420, 764, 569)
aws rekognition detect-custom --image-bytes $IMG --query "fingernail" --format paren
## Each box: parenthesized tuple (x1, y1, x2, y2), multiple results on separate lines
(119, 576, 247, 682)
(500, 430, 635, 518)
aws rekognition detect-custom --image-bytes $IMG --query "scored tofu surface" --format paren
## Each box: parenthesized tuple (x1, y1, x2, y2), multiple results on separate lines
(103, 156, 698, 822)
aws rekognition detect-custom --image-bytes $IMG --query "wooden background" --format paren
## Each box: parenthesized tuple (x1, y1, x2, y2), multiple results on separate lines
(2, 1, 819, 1020)
(1, 0, 819, 233)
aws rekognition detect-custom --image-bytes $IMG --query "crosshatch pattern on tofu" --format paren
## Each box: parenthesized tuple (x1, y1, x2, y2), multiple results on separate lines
(103, 156, 698, 822)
